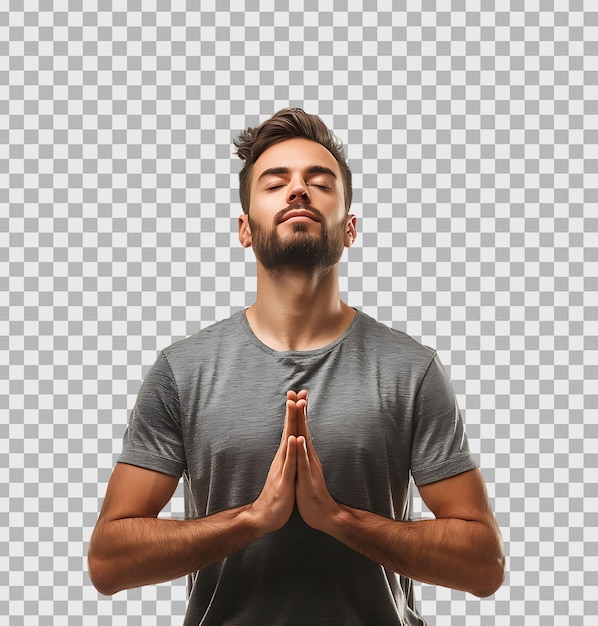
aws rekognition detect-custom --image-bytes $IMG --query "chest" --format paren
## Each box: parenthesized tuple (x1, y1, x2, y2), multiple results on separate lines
(179, 347, 416, 516)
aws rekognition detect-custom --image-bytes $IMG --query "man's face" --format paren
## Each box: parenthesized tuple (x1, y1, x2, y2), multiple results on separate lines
(239, 137, 355, 270)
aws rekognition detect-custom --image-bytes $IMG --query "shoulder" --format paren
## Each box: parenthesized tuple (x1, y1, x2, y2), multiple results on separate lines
(352, 310, 437, 363)
(160, 310, 246, 364)
(139, 312, 248, 388)
(341, 311, 441, 394)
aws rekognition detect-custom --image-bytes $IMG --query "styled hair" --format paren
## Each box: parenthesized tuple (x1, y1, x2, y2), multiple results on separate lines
(233, 108, 352, 214)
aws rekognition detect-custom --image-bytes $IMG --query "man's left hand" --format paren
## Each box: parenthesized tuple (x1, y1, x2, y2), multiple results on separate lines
(290, 391, 342, 532)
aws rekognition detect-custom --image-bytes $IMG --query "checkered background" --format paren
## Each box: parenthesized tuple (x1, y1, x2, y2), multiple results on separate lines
(1, 2, 596, 624)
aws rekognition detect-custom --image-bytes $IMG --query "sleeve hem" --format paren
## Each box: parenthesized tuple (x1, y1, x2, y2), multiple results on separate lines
(412, 453, 478, 487)
(117, 450, 185, 478)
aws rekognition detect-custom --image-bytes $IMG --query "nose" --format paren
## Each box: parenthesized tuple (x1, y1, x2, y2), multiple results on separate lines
(286, 176, 310, 205)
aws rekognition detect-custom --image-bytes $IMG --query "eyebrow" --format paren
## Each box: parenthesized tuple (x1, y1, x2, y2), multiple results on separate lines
(256, 165, 338, 182)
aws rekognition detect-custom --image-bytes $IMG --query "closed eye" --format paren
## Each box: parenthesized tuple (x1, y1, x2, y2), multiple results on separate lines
(265, 183, 332, 192)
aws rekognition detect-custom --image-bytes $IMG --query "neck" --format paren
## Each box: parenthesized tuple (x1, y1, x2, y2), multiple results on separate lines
(246, 264, 355, 352)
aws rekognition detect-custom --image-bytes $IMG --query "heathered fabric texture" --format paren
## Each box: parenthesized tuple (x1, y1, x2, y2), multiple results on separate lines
(119, 309, 477, 625)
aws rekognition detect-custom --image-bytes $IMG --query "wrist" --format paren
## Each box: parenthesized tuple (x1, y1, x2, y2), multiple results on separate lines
(315, 501, 354, 537)
(241, 502, 280, 537)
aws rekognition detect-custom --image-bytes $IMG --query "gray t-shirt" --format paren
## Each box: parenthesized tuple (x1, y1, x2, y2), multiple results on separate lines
(119, 309, 477, 625)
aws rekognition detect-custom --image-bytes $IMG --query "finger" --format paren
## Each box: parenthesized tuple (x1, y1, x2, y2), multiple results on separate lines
(296, 435, 310, 475)
(296, 434, 326, 495)
(282, 391, 299, 440)
(282, 435, 298, 483)
(296, 389, 308, 401)
(297, 409, 323, 475)
(295, 398, 312, 444)
(282, 398, 298, 442)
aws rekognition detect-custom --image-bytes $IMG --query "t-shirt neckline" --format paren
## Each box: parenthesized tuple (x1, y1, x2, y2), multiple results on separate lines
(239, 307, 362, 358)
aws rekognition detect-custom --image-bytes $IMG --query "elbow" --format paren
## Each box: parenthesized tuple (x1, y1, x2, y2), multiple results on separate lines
(88, 562, 110, 596)
(88, 544, 124, 596)
(471, 552, 506, 598)
(468, 520, 506, 598)
(88, 521, 129, 596)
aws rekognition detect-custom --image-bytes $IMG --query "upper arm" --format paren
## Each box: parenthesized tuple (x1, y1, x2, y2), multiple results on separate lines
(97, 462, 180, 523)
(418, 468, 499, 527)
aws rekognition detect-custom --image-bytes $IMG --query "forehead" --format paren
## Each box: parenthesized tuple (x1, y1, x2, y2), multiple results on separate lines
(252, 137, 341, 182)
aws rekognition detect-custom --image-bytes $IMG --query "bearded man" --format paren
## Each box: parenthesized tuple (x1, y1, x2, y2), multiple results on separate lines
(88, 108, 504, 625)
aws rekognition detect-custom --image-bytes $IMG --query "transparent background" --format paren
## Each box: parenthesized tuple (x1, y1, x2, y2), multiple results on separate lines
(1, 2, 597, 624)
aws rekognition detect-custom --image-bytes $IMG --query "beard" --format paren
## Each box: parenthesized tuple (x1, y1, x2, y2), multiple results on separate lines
(248, 206, 347, 271)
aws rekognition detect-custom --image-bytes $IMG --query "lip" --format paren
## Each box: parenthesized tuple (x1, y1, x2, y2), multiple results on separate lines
(278, 209, 320, 224)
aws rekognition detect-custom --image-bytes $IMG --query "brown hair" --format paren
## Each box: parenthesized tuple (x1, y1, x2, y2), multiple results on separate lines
(233, 108, 352, 214)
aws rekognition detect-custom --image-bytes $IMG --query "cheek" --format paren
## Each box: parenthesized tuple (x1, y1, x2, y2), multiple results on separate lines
(248, 192, 278, 219)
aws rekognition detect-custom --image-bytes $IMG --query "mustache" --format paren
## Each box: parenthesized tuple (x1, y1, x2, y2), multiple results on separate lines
(275, 203, 323, 224)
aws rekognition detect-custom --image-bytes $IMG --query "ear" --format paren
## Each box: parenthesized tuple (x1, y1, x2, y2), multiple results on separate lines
(344, 214, 357, 248)
(238, 214, 252, 248)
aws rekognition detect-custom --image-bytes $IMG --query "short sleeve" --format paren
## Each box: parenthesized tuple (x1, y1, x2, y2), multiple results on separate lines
(117, 351, 186, 477)
(410, 353, 478, 486)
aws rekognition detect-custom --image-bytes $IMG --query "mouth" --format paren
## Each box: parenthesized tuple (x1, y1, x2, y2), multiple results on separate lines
(278, 208, 321, 224)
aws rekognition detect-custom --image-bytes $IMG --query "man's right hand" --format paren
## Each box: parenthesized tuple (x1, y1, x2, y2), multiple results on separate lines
(89, 390, 309, 595)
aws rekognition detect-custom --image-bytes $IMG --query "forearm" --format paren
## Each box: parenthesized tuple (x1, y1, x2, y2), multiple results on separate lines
(88, 505, 261, 595)
(327, 505, 505, 597)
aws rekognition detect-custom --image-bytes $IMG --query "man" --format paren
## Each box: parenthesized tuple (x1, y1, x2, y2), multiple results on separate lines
(88, 108, 504, 625)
